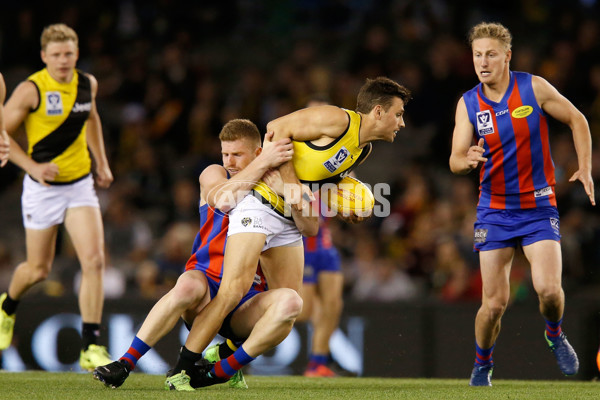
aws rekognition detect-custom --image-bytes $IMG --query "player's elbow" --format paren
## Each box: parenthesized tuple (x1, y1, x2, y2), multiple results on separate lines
(300, 220, 319, 237)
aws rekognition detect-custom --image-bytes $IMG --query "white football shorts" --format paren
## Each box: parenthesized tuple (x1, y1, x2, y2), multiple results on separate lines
(21, 174, 100, 230)
(228, 194, 302, 251)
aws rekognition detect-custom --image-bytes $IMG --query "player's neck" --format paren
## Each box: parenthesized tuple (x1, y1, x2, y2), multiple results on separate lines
(481, 71, 510, 103)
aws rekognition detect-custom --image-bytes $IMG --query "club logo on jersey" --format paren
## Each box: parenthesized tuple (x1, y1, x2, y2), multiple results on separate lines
(476, 110, 494, 135)
(512, 105, 533, 118)
(241, 217, 252, 227)
(323, 147, 349, 173)
(46, 92, 63, 116)
(550, 218, 559, 231)
(474, 229, 488, 243)
(534, 186, 553, 198)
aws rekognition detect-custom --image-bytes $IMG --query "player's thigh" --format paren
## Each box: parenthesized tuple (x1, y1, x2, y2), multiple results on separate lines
(523, 239, 562, 293)
(228, 288, 291, 338)
(64, 206, 104, 259)
(25, 226, 59, 268)
(298, 283, 317, 321)
(260, 244, 304, 291)
(221, 232, 267, 296)
(478, 247, 514, 302)
(316, 271, 344, 305)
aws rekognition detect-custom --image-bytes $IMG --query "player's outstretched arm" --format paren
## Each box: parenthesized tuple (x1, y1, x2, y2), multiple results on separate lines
(533, 75, 595, 206)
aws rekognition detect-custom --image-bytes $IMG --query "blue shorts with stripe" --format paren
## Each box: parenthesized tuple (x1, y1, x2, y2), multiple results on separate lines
(184, 276, 264, 342)
(473, 206, 561, 252)
(303, 247, 341, 284)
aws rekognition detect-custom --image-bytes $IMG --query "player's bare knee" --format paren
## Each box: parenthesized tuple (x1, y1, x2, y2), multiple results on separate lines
(275, 288, 303, 321)
(483, 299, 507, 321)
(24, 260, 52, 282)
(537, 286, 563, 307)
(171, 278, 204, 307)
(80, 251, 105, 274)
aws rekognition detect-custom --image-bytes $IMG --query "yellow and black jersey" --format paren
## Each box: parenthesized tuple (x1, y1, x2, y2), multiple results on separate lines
(253, 108, 372, 218)
(25, 68, 92, 183)
(292, 109, 371, 185)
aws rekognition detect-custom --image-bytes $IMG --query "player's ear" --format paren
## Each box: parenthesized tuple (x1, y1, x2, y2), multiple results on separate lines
(373, 104, 382, 119)
(506, 49, 512, 64)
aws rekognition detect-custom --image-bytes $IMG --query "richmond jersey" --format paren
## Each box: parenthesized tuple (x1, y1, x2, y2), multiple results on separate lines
(26, 68, 92, 183)
(253, 108, 372, 217)
(463, 71, 556, 209)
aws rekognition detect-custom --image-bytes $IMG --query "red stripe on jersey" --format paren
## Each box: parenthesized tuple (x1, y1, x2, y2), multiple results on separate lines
(205, 213, 228, 282)
(477, 93, 505, 209)
(184, 252, 198, 271)
(508, 80, 536, 207)
(305, 236, 317, 252)
(184, 208, 215, 272)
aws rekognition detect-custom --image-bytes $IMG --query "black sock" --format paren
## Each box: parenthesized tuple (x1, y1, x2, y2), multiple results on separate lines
(82, 322, 100, 350)
(174, 346, 202, 373)
(218, 340, 237, 359)
(2, 294, 19, 315)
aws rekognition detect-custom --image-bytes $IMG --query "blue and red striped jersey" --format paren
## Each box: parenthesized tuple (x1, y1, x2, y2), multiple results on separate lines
(185, 203, 267, 291)
(185, 204, 229, 282)
(463, 71, 556, 209)
(303, 217, 334, 253)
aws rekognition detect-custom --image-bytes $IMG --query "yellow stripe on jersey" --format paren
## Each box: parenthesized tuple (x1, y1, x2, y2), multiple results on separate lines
(25, 68, 92, 183)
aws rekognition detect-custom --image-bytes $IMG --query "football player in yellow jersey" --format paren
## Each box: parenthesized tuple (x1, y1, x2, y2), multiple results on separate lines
(0, 73, 9, 167)
(165, 77, 410, 389)
(0, 24, 113, 371)
(269, 76, 410, 210)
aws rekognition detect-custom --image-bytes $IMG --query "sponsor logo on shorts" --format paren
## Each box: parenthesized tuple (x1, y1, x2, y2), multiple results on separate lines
(511, 105, 533, 118)
(241, 217, 252, 227)
(550, 218, 559, 231)
(323, 146, 349, 173)
(253, 274, 262, 285)
(46, 92, 63, 116)
(534, 186, 553, 198)
(474, 228, 488, 243)
(252, 216, 265, 229)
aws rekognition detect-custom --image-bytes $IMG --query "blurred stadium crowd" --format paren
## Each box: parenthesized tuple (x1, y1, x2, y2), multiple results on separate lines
(0, 0, 599, 304)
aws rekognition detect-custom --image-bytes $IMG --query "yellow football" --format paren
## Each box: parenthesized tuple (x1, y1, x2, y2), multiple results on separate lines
(325, 176, 374, 222)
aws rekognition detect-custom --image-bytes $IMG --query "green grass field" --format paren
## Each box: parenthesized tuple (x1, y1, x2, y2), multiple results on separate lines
(0, 372, 598, 400)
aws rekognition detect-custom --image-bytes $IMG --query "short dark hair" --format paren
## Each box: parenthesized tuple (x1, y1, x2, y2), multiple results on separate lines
(218, 119, 261, 148)
(356, 76, 411, 114)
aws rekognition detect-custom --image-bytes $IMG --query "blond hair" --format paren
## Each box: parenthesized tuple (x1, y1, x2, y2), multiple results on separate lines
(41, 23, 78, 51)
(218, 119, 261, 148)
(468, 22, 512, 51)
